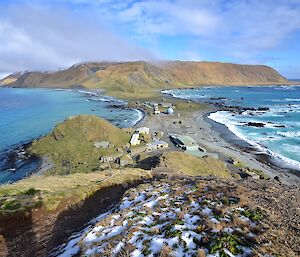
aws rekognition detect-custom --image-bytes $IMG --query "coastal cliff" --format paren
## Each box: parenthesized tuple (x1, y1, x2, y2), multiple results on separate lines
(0, 61, 288, 98)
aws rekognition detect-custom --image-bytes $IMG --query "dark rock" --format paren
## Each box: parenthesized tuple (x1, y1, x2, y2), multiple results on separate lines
(274, 176, 281, 182)
(246, 122, 265, 127)
(257, 107, 270, 111)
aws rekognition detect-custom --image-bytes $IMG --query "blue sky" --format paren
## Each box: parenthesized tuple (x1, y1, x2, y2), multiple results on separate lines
(0, 0, 300, 78)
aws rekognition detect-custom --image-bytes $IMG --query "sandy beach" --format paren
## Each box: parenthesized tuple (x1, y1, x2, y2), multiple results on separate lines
(137, 106, 300, 185)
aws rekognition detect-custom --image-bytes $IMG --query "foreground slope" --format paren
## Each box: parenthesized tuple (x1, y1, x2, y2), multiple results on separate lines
(56, 177, 300, 257)
(0, 168, 153, 257)
(0, 61, 288, 99)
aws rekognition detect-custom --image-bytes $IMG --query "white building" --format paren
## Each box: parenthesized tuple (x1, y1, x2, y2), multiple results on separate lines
(167, 107, 174, 114)
(153, 105, 160, 114)
(130, 133, 140, 146)
(136, 127, 150, 134)
(161, 103, 173, 108)
(146, 140, 169, 151)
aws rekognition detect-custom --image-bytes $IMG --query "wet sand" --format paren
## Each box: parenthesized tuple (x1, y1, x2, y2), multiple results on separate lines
(137, 107, 300, 185)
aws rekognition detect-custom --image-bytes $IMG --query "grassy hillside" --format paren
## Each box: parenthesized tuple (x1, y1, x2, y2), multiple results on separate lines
(30, 115, 130, 174)
(164, 61, 287, 85)
(1, 61, 288, 100)
(160, 151, 231, 178)
(0, 168, 152, 213)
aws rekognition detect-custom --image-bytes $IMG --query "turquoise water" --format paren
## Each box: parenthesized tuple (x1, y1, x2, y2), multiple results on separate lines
(164, 85, 300, 171)
(0, 88, 142, 183)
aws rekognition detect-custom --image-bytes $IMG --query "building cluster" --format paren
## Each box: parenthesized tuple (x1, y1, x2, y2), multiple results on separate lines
(96, 126, 169, 168)
(142, 101, 174, 115)
(129, 126, 169, 151)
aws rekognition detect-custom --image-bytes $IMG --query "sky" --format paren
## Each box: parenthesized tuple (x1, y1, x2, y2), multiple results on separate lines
(0, 0, 300, 78)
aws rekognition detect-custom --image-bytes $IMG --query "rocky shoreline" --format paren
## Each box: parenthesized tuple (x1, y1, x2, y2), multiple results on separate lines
(160, 90, 300, 184)
(0, 89, 145, 184)
(203, 98, 300, 173)
(0, 142, 42, 184)
(204, 110, 300, 184)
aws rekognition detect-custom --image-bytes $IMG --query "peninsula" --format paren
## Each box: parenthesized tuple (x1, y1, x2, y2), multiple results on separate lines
(0, 61, 299, 257)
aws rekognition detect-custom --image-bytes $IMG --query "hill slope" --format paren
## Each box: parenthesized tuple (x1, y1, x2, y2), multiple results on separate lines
(30, 115, 130, 174)
(0, 61, 288, 98)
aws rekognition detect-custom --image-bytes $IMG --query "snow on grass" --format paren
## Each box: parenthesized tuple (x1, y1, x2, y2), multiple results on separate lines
(144, 194, 168, 208)
(52, 209, 113, 257)
(54, 180, 265, 257)
(112, 241, 124, 256)
(119, 198, 133, 210)
(84, 220, 128, 244)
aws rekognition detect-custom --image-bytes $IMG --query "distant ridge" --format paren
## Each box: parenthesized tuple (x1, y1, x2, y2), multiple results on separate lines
(0, 61, 288, 98)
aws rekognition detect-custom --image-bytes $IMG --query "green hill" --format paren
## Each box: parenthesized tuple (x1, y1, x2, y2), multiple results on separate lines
(30, 115, 130, 174)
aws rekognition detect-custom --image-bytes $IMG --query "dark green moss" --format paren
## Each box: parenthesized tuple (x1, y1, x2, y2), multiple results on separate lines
(21, 187, 40, 196)
(1, 199, 21, 210)
(209, 233, 243, 255)
(241, 208, 264, 222)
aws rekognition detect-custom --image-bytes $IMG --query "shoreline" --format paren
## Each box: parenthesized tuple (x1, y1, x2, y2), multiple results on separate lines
(203, 109, 300, 183)
(0, 88, 145, 184)
(1, 86, 299, 185)
(64, 87, 146, 127)
(142, 90, 300, 185)
(207, 110, 300, 172)
(165, 108, 299, 184)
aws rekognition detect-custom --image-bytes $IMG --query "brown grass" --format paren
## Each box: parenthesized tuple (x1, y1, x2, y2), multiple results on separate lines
(0, 168, 152, 213)
(160, 151, 231, 178)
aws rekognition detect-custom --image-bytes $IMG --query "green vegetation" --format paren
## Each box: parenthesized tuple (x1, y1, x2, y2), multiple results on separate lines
(30, 115, 131, 174)
(233, 161, 245, 168)
(241, 208, 264, 222)
(0, 199, 21, 211)
(170, 98, 206, 112)
(0, 168, 152, 214)
(160, 151, 231, 178)
(107, 89, 161, 101)
(230, 158, 269, 179)
(209, 233, 244, 256)
(22, 187, 40, 195)
(242, 167, 270, 179)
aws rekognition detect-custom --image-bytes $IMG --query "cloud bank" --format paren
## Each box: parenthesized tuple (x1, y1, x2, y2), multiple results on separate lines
(76, 0, 300, 73)
(0, 3, 152, 75)
(1, 0, 300, 77)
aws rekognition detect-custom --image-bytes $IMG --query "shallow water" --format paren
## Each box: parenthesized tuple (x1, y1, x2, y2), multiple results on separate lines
(0, 88, 142, 183)
(163, 85, 300, 171)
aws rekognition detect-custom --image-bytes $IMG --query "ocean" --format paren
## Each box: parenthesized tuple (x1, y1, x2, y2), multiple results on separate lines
(0, 88, 143, 183)
(163, 85, 300, 171)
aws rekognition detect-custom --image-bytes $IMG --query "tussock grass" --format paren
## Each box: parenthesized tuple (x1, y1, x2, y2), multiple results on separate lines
(0, 168, 152, 213)
(171, 99, 206, 112)
(106, 89, 161, 101)
(160, 151, 231, 178)
(30, 115, 130, 174)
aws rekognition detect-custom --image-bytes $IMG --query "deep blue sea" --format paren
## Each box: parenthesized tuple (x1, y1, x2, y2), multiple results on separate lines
(163, 85, 300, 171)
(0, 88, 142, 183)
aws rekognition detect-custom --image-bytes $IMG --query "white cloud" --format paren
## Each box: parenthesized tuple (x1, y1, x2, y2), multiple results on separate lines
(75, 0, 300, 64)
(0, 3, 153, 74)
(1, 0, 300, 75)
(104, 0, 221, 37)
